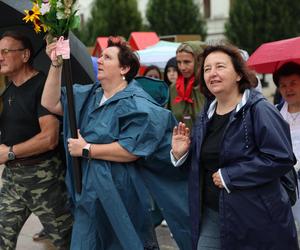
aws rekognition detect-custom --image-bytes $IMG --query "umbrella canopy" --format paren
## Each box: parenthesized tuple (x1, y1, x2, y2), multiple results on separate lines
(247, 36, 300, 74)
(136, 41, 180, 69)
(0, 0, 95, 84)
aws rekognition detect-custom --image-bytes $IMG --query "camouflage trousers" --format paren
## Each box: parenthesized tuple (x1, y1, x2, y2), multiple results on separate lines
(0, 154, 73, 250)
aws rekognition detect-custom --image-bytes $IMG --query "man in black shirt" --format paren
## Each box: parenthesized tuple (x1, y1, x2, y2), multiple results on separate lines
(0, 31, 72, 249)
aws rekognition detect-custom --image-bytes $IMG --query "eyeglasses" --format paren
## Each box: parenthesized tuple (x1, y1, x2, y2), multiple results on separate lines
(0, 48, 25, 57)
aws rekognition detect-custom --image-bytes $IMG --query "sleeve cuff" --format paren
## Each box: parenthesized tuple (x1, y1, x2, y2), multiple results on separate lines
(294, 161, 300, 173)
(218, 169, 231, 193)
(170, 150, 189, 167)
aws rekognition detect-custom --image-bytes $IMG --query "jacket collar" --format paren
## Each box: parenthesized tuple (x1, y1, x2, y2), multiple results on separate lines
(207, 89, 251, 119)
(94, 79, 160, 106)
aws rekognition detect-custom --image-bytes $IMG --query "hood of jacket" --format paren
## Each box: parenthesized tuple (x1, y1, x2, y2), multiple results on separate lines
(177, 41, 206, 85)
(205, 88, 266, 119)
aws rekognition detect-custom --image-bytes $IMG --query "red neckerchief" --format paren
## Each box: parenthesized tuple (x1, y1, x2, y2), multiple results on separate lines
(173, 75, 195, 104)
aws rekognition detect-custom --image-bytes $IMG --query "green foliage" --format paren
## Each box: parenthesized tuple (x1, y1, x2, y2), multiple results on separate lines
(225, 0, 300, 54)
(146, 0, 206, 39)
(77, 0, 143, 46)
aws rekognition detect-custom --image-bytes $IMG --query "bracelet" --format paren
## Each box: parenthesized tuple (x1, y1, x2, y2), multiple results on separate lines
(51, 62, 62, 68)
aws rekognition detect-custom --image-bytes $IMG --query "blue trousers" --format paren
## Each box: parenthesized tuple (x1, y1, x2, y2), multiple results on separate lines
(197, 208, 221, 250)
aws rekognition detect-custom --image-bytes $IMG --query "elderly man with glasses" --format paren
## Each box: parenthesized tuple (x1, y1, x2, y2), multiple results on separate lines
(0, 30, 72, 250)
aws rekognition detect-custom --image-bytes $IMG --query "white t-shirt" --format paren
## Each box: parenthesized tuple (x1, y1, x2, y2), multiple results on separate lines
(99, 95, 108, 106)
(280, 102, 300, 171)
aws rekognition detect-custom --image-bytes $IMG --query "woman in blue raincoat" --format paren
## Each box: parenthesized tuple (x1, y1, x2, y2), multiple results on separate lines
(42, 37, 191, 250)
(171, 44, 299, 250)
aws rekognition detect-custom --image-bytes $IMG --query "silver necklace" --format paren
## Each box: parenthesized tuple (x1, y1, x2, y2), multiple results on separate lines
(288, 111, 300, 126)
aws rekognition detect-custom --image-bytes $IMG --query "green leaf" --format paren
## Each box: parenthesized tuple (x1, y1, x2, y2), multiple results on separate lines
(69, 15, 81, 30)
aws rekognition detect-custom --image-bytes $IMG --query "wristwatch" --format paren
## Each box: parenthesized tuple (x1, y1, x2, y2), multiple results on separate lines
(8, 146, 16, 161)
(82, 143, 91, 159)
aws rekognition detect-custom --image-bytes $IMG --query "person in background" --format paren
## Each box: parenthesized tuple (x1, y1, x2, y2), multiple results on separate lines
(42, 36, 191, 250)
(0, 30, 72, 249)
(143, 64, 162, 79)
(168, 41, 205, 130)
(171, 44, 298, 250)
(273, 61, 300, 228)
(164, 57, 179, 86)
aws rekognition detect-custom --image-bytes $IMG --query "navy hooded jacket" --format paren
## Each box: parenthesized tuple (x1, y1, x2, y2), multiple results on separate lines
(188, 89, 298, 250)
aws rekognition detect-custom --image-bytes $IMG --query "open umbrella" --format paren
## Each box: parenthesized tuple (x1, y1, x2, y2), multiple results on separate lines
(247, 36, 300, 74)
(0, 0, 95, 84)
(136, 41, 180, 69)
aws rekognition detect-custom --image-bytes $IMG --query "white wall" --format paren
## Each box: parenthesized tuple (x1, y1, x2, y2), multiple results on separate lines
(198, 0, 230, 42)
(138, 0, 149, 20)
(77, 0, 94, 22)
(210, 0, 230, 19)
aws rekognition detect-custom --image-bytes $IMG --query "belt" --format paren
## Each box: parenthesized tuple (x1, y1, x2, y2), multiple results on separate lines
(6, 150, 57, 168)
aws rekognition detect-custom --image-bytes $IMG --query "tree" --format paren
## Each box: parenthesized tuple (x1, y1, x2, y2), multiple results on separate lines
(77, 0, 143, 46)
(225, 0, 300, 54)
(146, 0, 206, 39)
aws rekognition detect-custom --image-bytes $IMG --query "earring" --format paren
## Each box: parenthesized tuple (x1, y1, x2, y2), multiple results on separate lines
(121, 75, 126, 81)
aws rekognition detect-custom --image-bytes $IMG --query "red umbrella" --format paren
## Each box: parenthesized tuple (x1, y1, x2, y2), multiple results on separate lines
(247, 36, 300, 73)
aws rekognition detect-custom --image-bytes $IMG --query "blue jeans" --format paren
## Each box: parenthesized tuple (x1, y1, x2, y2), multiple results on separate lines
(197, 208, 221, 250)
(292, 179, 300, 224)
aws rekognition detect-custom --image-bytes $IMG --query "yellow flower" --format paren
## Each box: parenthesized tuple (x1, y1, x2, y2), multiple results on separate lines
(41, 24, 48, 33)
(33, 19, 48, 33)
(23, 3, 41, 23)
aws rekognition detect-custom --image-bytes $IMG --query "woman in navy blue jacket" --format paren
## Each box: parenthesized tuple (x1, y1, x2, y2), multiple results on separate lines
(171, 44, 298, 250)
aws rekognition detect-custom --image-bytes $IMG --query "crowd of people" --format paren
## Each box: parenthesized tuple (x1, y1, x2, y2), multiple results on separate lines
(0, 29, 299, 250)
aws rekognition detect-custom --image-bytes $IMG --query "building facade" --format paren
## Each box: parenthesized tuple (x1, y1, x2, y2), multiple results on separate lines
(77, 0, 231, 42)
(199, 0, 230, 41)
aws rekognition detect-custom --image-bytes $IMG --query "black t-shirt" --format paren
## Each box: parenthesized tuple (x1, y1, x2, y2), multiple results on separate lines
(201, 110, 232, 211)
(0, 72, 51, 146)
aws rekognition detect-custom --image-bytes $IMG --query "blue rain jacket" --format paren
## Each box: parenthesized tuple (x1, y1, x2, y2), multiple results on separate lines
(188, 89, 298, 250)
(61, 80, 191, 250)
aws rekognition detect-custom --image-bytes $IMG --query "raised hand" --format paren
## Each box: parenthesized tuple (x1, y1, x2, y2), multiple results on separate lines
(172, 122, 191, 160)
(45, 38, 57, 59)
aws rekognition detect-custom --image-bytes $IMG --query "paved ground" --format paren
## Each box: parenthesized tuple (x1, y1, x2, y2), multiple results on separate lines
(0, 165, 178, 250)
(13, 214, 178, 250)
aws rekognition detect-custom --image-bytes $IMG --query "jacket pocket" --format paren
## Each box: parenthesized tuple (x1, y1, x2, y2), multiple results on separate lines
(258, 191, 290, 222)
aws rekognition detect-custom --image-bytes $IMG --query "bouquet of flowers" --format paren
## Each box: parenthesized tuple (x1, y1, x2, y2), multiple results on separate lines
(23, 0, 80, 38)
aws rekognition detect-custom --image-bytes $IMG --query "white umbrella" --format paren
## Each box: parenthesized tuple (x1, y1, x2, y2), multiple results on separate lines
(136, 41, 181, 69)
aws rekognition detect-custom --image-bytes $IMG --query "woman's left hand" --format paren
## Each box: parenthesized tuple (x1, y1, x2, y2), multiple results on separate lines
(67, 130, 87, 157)
(212, 172, 224, 189)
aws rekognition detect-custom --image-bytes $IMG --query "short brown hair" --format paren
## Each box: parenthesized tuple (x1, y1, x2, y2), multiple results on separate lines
(198, 44, 257, 98)
(107, 36, 140, 82)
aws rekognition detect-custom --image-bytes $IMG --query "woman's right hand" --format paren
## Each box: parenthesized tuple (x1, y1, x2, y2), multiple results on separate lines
(45, 38, 61, 67)
(172, 122, 191, 160)
(45, 38, 57, 58)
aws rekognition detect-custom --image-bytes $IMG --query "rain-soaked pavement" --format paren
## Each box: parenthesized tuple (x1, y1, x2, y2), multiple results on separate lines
(15, 213, 178, 250)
